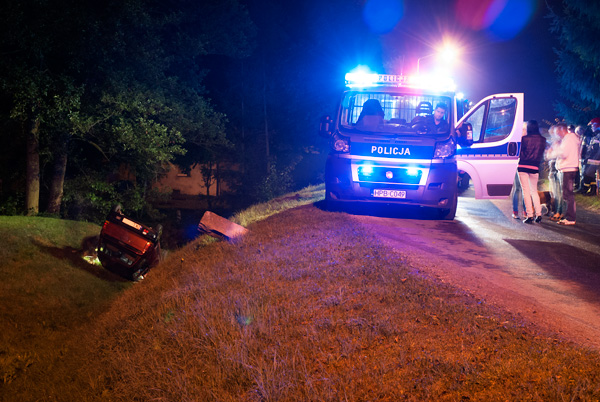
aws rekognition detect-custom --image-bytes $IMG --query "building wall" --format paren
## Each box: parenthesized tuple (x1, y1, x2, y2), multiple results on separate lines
(152, 162, 232, 197)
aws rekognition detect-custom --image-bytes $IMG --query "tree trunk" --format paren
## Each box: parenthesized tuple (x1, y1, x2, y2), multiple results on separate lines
(25, 117, 41, 215)
(47, 138, 69, 215)
(202, 162, 214, 209)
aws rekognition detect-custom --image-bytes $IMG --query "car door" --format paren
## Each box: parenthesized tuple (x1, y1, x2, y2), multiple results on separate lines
(456, 93, 524, 199)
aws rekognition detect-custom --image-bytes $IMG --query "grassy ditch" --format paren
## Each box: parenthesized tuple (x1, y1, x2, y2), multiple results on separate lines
(0, 216, 131, 390)
(2, 186, 600, 401)
(25, 199, 599, 401)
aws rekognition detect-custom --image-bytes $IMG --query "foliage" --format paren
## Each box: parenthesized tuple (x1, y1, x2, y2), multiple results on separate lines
(250, 160, 297, 202)
(61, 174, 145, 222)
(0, 0, 255, 215)
(550, 0, 600, 123)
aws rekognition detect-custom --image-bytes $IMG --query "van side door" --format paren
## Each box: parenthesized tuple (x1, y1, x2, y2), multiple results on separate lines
(456, 93, 524, 199)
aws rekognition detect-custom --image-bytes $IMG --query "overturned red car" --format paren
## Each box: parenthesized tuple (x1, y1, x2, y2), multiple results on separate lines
(97, 205, 162, 281)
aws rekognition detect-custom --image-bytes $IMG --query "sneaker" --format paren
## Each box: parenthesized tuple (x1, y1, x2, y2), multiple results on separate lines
(557, 219, 576, 225)
(512, 213, 520, 219)
(535, 216, 542, 223)
(523, 217, 535, 224)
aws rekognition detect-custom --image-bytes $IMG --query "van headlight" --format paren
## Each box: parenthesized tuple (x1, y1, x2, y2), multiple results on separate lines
(331, 133, 350, 153)
(434, 137, 456, 159)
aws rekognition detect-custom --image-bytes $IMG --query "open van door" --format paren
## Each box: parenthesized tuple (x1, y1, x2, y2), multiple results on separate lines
(456, 93, 524, 199)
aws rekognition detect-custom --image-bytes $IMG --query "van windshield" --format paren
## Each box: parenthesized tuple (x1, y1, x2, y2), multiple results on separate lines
(340, 91, 453, 135)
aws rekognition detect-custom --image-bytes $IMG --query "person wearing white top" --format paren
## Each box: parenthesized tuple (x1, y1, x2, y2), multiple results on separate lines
(546, 123, 581, 225)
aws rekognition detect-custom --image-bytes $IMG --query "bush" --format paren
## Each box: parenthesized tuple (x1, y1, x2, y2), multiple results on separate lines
(251, 160, 296, 202)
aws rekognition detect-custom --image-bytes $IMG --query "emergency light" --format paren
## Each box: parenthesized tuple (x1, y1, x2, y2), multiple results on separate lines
(345, 71, 456, 92)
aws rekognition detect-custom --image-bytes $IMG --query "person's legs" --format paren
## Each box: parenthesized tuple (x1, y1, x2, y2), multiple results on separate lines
(596, 167, 600, 199)
(518, 172, 533, 218)
(530, 173, 542, 217)
(561, 171, 576, 222)
(511, 173, 522, 216)
(557, 171, 565, 216)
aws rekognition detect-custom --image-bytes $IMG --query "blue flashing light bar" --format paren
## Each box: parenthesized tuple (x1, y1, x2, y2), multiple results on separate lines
(345, 71, 456, 92)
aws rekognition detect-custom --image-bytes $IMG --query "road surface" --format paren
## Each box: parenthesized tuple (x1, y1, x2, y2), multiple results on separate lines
(350, 194, 600, 350)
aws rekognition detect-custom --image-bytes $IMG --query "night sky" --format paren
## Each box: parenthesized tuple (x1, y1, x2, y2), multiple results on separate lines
(351, 0, 562, 125)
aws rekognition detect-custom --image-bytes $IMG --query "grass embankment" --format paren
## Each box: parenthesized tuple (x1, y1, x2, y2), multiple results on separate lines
(0, 216, 131, 392)
(3, 184, 600, 401)
(576, 193, 600, 213)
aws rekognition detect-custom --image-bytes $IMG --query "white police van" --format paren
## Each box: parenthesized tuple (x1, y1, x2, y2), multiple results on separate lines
(319, 72, 523, 219)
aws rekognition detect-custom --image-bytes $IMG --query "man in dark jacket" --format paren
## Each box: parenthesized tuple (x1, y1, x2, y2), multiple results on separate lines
(517, 120, 547, 224)
(580, 118, 600, 195)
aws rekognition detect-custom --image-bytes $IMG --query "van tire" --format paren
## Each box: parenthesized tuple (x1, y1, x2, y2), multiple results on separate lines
(439, 192, 457, 220)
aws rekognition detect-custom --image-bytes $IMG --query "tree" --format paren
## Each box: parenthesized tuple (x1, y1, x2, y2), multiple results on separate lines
(551, 0, 600, 123)
(0, 0, 255, 217)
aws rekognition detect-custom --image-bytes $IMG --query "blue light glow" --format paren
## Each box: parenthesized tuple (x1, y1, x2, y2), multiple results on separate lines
(360, 164, 374, 175)
(406, 167, 420, 176)
(486, 0, 535, 41)
(363, 0, 404, 34)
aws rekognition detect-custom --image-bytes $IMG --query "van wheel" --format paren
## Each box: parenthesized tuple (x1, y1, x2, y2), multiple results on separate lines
(439, 192, 457, 220)
(325, 186, 339, 211)
(458, 174, 470, 193)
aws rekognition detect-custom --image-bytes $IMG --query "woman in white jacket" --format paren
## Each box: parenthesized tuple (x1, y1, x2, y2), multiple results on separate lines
(546, 123, 581, 225)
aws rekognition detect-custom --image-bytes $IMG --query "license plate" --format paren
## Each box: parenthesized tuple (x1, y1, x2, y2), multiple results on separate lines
(373, 189, 406, 199)
(122, 217, 142, 230)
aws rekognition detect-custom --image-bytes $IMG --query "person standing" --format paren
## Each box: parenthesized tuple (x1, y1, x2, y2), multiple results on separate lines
(510, 172, 525, 219)
(546, 125, 563, 220)
(546, 122, 581, 225)
(517, 120, 547, 224)
(584, 125, 600, 197)
(577, 117, 600, 195)
(511, 124, 527, 219)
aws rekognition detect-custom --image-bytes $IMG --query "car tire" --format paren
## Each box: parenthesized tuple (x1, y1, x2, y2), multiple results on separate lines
(131, 259, 149, 282)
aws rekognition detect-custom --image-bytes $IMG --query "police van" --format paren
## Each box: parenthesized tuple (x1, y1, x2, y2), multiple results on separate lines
(319, 72, 523, 219)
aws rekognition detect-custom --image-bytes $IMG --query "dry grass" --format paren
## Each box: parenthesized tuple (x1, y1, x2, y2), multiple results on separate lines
(3, 189, 600, 401)
(18, 202, 597, 402)
(231, 184, 325, 227)
(576, 193, 600, 212)
(0, 216, 130, 399)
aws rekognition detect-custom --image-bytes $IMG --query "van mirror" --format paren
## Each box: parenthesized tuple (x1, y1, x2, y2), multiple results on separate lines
(319, 115, 333, 137)
(457, 122, 474, 146)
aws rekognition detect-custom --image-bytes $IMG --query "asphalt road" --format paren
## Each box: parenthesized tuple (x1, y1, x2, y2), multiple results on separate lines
(349, 193, 600, 350)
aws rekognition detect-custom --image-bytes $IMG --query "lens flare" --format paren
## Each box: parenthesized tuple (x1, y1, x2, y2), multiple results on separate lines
(454, 0, 537, 40)
(363, 0, 404, 34)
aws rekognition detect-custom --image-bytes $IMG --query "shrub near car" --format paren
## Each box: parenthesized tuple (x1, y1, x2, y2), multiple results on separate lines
(97, 205, 162, 281)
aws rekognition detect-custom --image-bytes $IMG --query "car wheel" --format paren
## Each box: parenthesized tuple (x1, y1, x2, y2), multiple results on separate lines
(131, 260, 149, 282)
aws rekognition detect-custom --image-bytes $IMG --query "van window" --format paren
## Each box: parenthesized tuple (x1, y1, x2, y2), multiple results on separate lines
(465, 103, 486, 142)
(483, 98, 517, 143)
(340, 91, 452, 135)
(464, 97, 517, 143)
